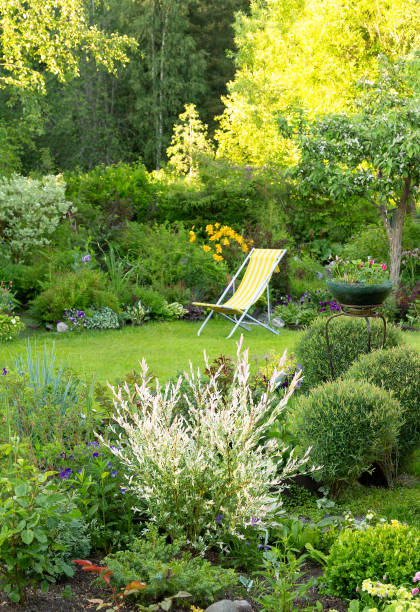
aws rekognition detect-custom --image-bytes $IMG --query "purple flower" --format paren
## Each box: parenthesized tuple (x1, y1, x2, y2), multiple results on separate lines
(111, 470, 118, 477)
(107, 461, 113, 468)
(93, 452, 99, 458)
(120, 487, 127, 494)
(216, 514, 223, 524)
(251, 517, 260, 526)
(246, 541, 250, 546)
(2, 368, 7, 375)
(82, 254, 91, 263)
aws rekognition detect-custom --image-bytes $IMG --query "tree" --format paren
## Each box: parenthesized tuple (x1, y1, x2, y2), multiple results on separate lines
(289, 56, 420, 285)
(167, 104, 213, 175)
(0, 0, 135, 93)
(215, 0, 420, 165)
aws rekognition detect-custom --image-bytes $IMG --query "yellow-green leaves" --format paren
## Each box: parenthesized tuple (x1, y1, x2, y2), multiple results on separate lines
(0, 0, 136, 92)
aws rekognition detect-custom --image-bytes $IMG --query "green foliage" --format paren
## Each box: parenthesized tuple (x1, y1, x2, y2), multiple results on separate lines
(0, 442, 78, 603)
(66, 162, 154, 232)
(345, 347, 420, 459)
(288, 255, 326, 296)
(30, 268, 120, 323)
(0, 344, 96, 453)
(85, 306, 120, 330)
(0, 174, 71, 261)
(53, 443, 141, 552)
(104, 524, 237, 603)
(296, 316, 403, 388)
(216, 0, 420, 165)
(0, 314, 24, 342)
(292, 380, 402, 494)
(0, 0, 134, 92)
(331, 258, 389, 284)
(324, 521, 420, 599)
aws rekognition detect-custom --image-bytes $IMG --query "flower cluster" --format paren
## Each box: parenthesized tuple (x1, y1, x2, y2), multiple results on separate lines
(330, 257, 390, 285)
(63, 308, 87, 331)
(189, 223, 253, 262)
(0, 280, 16, 314)
(360, 574, 420, 610)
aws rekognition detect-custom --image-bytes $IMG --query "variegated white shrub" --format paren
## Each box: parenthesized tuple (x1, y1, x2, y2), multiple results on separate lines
(100, 339, 313, 547)
(0, 174, 72, 260)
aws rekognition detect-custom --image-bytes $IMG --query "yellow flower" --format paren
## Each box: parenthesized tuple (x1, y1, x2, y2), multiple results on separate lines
(203, 245, 211, 253)
(214, 222, 221, 228)
(242, 244, 249, 252)
(206, 224, 213, 235)
(222, 238, 230, 246)
(213, 254, 223, 261)
(216, 244, 222, 254)
(209, 234, 218, 241)
(190, 607, 204, 612)
(189, 231, 196, 243)
(391, 520, 400, 526)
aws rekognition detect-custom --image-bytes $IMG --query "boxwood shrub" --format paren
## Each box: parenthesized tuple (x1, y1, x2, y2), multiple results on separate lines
(291, 380, 402, 495)
(345, 346, 420, 459)
(324, 521, 420, 598)
(295, 316, 402, 388)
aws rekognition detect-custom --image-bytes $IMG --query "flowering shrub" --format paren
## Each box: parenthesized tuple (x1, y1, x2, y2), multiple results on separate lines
(292, 380, 402, 495)
(329, 257, 389, 284)
(0, 313, 24, 342)
(0, 174, 72, 261)
(63, 308, 87, 331)
(189, 223, 253, 263)
(274, 290, 341, 328)
(344, 575, 420, 611)
(345, 347, 420, 459)
(324, 520, 420, 599)
(99, 341, 312, 547)
(401, 247, 420, 287)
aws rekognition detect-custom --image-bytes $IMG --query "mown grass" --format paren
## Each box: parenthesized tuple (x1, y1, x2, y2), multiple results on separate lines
(0, 319, 302, 383)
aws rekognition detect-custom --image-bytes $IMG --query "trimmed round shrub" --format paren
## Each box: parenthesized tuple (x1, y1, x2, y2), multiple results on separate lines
(292, 380, 402, 495)
(345, 347, 420, 458)
(324, 521, 420, 598)
(295, 316, 403, 388)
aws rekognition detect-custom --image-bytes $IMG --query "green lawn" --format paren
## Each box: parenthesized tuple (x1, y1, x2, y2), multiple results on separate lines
(0, 319, 302, 383)
(2, 320, 419, 384)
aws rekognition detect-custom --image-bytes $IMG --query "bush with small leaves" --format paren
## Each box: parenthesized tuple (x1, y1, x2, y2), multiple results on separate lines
(85, 306, 120, 330)
(104, 524, 237, 604)
(295, 316, 402, 388)
(292, 379, 402, 495)
(345, 347, 420, 459)
(324, 520, 420, 599)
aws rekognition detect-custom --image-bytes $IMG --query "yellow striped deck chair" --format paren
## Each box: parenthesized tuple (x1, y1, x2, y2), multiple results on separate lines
(193, 248, 287, 338)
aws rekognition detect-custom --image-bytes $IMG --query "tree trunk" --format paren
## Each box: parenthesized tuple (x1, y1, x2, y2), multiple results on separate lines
(381, 176, 411, 287)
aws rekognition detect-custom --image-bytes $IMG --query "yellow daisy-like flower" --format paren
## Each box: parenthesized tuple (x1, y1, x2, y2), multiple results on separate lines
(190, 606, 204, 612)
(242, 244, 249, 252)
(202, 245, 211, 253)
(214, 222, 221, 228)
(216, 244, 222, 253)
(189, 231, 196, 243)
(209, 234, 218, 241)
(222, 238, 230, 246)
(213, 254, 223, 261)
(205, 224, 213, 235)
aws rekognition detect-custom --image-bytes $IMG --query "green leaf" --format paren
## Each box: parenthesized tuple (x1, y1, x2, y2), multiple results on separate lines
(21, 529, 34, 544)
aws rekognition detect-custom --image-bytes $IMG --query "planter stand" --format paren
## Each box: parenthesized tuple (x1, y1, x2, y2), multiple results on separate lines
(325, 304, 387, 378)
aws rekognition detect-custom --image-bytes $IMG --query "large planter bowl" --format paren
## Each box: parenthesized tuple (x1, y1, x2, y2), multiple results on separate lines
(326, 280, 393, 307)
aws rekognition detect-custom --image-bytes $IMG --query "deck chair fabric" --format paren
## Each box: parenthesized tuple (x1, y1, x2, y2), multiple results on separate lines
(193, 248, 286, 338)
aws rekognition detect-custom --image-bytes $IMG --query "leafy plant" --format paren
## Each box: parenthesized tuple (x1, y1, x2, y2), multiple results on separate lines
(345, 574, 420, 612)
(324, 521, 420, 599)
(0, 313, 24, 342)
(0, 440, 79, 603)
(85, 306, 120, 330)
(345, 347, 420, 459)
(0, 280, 19, 314)
(104, 524, 237, 604)
(292, 380, 402, 495)
(329, 257, 389, 284)
(295, 316, 402, 387)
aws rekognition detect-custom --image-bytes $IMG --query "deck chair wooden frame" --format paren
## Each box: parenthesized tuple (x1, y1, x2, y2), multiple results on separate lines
(193, 248, 286, 338)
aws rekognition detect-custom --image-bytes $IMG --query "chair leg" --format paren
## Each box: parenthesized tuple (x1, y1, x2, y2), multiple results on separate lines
(226, 311, 248, 339)
(197, 310, 214, 336)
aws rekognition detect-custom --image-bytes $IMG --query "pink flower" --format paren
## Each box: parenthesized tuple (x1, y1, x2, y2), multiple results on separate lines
(414, 571, 420, 583)
(381, 263, 387, 270)
(369, 260, 375, 264)
(413, 588, 419, 596)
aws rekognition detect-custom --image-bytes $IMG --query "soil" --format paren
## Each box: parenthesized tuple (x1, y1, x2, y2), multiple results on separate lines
(0, 561, 348, 611)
